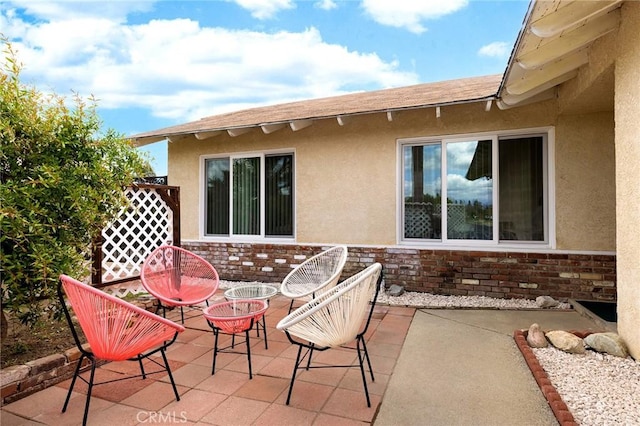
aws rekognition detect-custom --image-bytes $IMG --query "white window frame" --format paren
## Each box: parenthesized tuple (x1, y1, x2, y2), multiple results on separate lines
(397, 127, 556, 250)
(199, 149, 296, 242)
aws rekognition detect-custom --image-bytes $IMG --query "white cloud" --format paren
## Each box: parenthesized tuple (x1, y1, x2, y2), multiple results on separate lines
(2, 0, 154, 22)
(478, 41, 510, 58)
(314, 0, 338, 11)
(1, 5, 419, 123)
(361, 0, 468, 34)
(230, 0, 295, 20)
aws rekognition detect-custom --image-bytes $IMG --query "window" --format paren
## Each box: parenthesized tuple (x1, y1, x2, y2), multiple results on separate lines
(205, 153, 294, 238)
(401, 132, 547, 245)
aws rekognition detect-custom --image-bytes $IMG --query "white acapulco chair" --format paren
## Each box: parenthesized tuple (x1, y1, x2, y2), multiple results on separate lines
(279, 245, 348, 313)
(276, 262, 383, 407)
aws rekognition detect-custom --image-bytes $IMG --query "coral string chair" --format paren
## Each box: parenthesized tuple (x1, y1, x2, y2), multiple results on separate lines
(57, 274, 185, 426)
(276, 262, 383, 407)
(141, 245, 220, 323)
(280, 245, 348, 312)
(203, 299, 269, 379)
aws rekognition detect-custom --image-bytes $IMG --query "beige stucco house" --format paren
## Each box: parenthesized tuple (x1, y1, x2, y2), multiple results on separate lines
(132, 0, 639, 358)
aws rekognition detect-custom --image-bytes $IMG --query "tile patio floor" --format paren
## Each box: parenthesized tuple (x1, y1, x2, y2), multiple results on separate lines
(1, 294, 415, 425)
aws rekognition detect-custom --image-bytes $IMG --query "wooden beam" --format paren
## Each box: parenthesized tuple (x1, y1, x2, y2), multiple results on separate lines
(290, 119, 313, 132)
(261, 123, 286, 134)
(337, 115, 350, 126)
(195, 130, 222, 140)
(227, 127, 251, 137)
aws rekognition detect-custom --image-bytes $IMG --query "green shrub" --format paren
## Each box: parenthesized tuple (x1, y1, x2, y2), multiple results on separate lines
(0, 38, 149, 327)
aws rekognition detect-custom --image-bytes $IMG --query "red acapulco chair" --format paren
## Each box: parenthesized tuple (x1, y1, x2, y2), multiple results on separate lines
(58, 274, 185, 426)
(141, 245, 220, 323)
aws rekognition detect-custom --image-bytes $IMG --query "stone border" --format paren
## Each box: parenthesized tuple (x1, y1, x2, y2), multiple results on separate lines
(513, 329, 592, 426)
(1, 298, 156, 405)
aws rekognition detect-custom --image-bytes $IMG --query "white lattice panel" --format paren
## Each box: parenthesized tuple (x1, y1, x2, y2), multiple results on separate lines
(101, 187, 173, 283)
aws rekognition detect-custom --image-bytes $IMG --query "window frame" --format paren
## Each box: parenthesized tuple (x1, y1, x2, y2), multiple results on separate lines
(200, 149, 296, 242)
(397, 127, 556, 250)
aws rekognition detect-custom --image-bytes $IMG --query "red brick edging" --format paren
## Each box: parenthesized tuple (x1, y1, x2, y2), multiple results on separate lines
(512, 329, 591, 426)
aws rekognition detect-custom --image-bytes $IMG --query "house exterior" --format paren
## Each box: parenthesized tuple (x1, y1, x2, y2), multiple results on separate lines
(132, 0, 639, 358)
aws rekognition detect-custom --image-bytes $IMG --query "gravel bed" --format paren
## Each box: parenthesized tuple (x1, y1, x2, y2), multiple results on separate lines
(221, 280, 638, 424)
(533, 347, 640, 425)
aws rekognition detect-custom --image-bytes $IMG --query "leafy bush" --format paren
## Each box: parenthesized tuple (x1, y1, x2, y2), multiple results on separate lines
(0, 39, 149, 327)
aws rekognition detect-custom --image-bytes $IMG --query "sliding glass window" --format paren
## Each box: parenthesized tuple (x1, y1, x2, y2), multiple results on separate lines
(402, 133, 546, 244)
(205, 153, 294, 238)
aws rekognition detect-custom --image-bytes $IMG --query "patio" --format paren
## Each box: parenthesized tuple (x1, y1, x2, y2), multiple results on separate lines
(0, 293, 415, 425)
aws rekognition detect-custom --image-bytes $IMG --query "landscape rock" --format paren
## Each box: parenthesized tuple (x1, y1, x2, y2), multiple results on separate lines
(526, 323, 548, 348)
(584, 332, 629, 358)
(546, 330, 585, 354)
(388, 284, 405, 297)
(536, 295, 560, 308)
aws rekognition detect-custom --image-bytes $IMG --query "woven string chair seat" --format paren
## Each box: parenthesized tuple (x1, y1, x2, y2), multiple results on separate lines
(280, 246, 348, 312)
(141, 245, 219, 308)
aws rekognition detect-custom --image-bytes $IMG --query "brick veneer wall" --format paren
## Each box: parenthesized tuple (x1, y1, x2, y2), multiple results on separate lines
(183, 242, 617, 302)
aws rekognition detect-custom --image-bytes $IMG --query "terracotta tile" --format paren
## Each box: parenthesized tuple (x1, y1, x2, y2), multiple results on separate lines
(85, 402, 143, 426)
(223, 353, 272, 377)
(339, 369, 389, 396)
(188, 331, 217, 347)
(163, 341, 211, 364)
(279, 344, 304, 360)
(253, 402, 317, 426)
(120, 380, 186, 411)
(199, 395, 270, 426)
(313, 413, 370, 426)
(310, 348, 357, 366)
(165, 363, 212, 388)
(2, 385, 72, 418)
(233, 375, 289, 402)
(161, 388, 228, 422)
(31, 392, 114, 426)
(0, 410, 45, 425)
(195, 369, 250, 395)
(368, 328, 407, 345)
(259, 356, 297, 379)
(176, 327, 206, 343)
(321, 388, 381, 422)
(273, 380, 334, 412)
(56, 367, 154, 403)
(250, 339, 290, 358)
(202, 350, 243, 374)
(296, 363, 348, 387)
(385, 306, 416, 317)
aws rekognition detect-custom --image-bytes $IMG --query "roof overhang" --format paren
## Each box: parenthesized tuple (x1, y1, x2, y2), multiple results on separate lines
(497, 0, 623, 109)
(130, 74, 501, 147)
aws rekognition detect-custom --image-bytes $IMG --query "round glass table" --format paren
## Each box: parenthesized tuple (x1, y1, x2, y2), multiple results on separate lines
(203, 299, 268, 379)
(224, 284, 279, 349)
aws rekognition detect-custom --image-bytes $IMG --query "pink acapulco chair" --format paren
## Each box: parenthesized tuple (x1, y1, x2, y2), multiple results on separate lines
(203, 299, 268, 379)
(57, 274, 185, 426)
(141, 245, 220, 323)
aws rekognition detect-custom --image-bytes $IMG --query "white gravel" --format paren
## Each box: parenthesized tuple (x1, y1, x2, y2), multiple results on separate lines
(221, 280, 639, 425)
(533, 347, 640, 426)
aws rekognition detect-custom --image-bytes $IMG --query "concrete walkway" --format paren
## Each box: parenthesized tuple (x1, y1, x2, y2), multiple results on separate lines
(375, 309, 604, 426)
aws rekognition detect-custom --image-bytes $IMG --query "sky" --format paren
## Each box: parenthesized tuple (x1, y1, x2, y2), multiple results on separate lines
(0, 0, 531, 176)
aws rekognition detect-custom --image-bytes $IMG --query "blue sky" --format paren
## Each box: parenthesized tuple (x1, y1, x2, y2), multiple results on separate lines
(1, 0, 530, 175)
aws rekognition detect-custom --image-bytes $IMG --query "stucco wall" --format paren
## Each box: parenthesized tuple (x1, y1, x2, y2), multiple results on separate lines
(614, 1, 640, 359)
(554, 112, 615, 250)
(168, 97, 617, 252)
